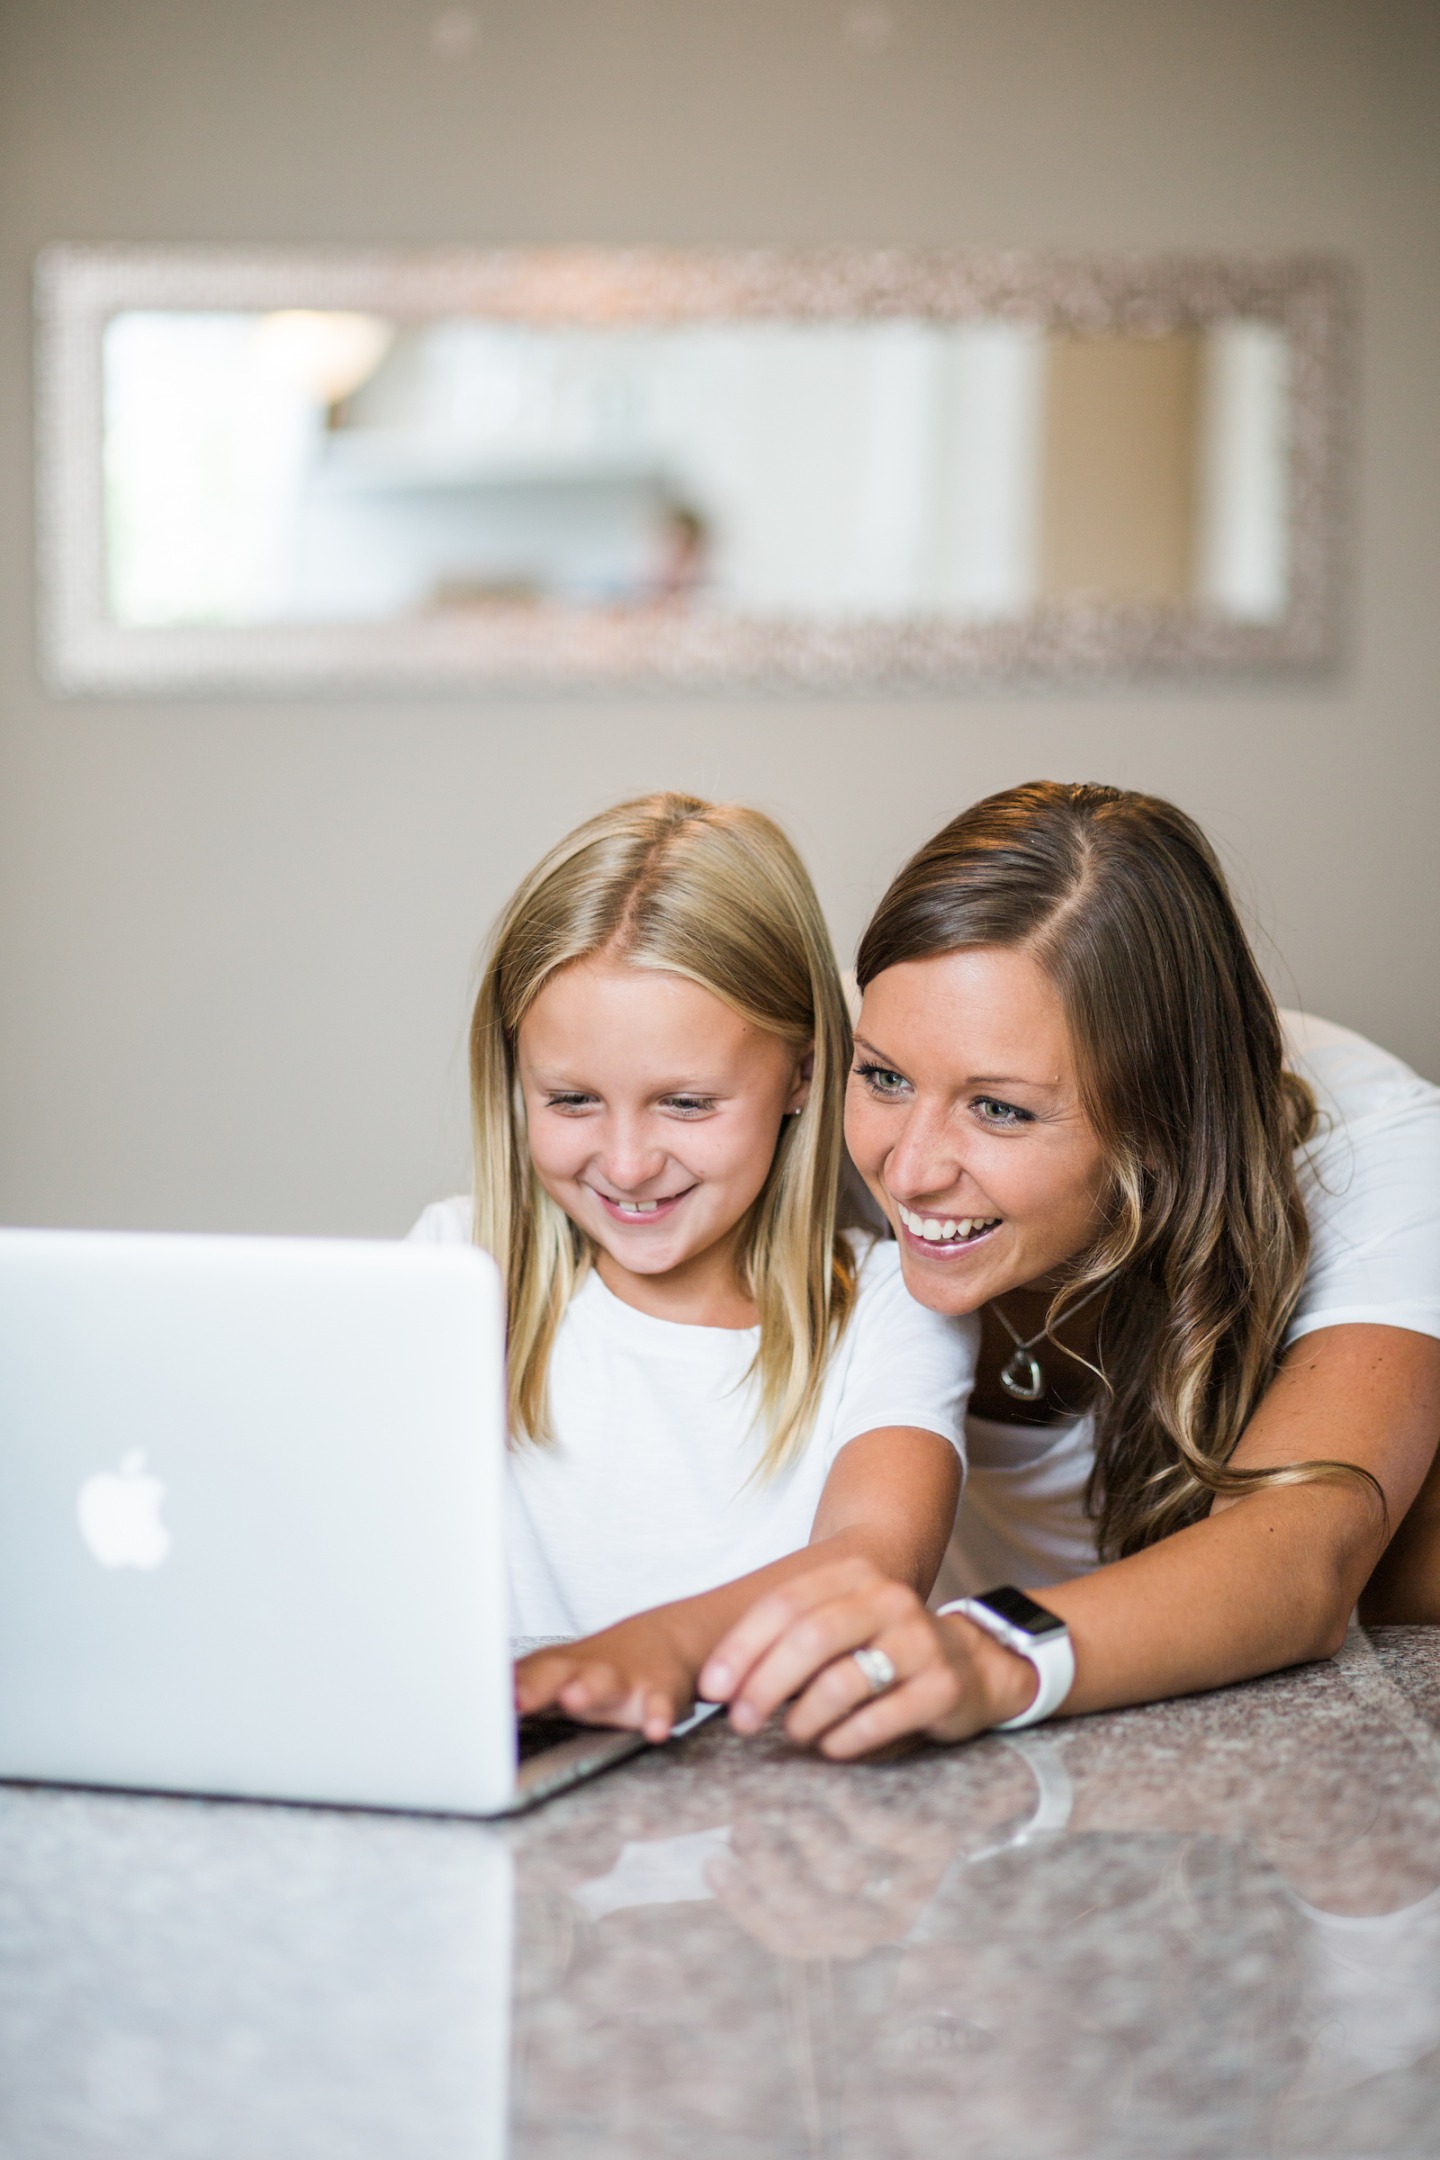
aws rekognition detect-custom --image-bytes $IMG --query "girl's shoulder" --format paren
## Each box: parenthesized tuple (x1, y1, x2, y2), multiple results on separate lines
(843, 1223, 901, 1286)
(407, 1196, 474, 1245)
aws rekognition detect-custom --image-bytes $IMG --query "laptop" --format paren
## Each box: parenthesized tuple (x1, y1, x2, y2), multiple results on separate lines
(0, 1225, 703, 1815)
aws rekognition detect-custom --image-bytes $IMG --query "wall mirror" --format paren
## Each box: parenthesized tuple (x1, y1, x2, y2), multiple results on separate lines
(37, 247, 1349, 693)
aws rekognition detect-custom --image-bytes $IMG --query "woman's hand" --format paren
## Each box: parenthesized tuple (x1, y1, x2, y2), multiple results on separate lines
(698, 1555, 1040, 1758)
(516, 1612, 701, 1744)
(706, 1787, 961, 1957)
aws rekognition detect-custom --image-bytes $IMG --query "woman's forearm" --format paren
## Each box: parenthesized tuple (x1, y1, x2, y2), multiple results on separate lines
(1036, 1482, 1368, 1715)
(1042, 1326, 1440, 1713)
(703, 1327, 1440, 1755)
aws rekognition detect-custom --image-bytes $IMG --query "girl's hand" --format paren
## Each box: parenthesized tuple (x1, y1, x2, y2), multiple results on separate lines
(515, 1613, 703, 1745)
(698, 1556, 1041, 1758)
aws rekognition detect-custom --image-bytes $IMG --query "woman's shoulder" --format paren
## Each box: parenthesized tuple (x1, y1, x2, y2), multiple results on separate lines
(1281, 1009, 1439, 1128)
(406, 1195, 475, 1244)
(1281, 1013, 1440, 1342)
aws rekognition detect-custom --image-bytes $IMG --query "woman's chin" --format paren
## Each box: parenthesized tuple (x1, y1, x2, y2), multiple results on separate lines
(895, 1233, 1018, 1316)
(897, 1254, 993, 1316)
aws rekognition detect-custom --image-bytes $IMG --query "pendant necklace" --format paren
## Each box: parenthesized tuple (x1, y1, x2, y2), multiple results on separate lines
(989, 1280, 1110, 1403)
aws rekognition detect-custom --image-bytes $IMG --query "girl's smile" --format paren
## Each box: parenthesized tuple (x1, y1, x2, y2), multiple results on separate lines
(590, 1183, 696, 1225)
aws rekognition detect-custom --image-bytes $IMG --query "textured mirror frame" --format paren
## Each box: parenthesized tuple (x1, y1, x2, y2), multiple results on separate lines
(35, 245, 1352, 696)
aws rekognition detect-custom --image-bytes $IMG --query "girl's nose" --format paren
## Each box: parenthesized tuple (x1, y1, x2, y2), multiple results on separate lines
(599, 1118, 669, 1193)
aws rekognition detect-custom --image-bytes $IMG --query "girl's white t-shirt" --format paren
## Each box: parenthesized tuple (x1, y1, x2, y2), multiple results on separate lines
(406, 1210, 976, 1638)
(933, 1011, 1440, 1604)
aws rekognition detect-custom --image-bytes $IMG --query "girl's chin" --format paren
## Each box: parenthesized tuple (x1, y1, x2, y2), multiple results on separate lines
(599, 1244, 691, 1277)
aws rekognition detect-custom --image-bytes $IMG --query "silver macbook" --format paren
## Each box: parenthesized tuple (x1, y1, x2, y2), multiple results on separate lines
(0, 1226, 688, 1815)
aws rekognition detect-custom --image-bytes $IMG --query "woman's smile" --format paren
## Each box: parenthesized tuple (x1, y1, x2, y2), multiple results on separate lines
(894, 1204, 1002, 1256)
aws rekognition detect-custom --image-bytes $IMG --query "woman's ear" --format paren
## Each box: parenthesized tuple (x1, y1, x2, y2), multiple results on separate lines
(787, 1046, 815, 1116)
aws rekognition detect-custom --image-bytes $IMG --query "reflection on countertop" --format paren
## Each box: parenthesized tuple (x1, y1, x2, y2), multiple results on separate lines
(5, 1626, 1440, 2159)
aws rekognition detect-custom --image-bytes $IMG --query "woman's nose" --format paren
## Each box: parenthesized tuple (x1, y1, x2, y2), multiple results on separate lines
(885, 1104, 962, 1204)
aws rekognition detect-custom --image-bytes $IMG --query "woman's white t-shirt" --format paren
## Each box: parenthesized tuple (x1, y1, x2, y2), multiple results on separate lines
(933, 1011, 1440, 1604)
(407, 1209, 976, 1638)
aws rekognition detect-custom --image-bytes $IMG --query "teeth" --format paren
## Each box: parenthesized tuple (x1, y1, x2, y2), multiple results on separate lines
(616, 1199, 661, 1214)
(897, 1204, 999, 1245)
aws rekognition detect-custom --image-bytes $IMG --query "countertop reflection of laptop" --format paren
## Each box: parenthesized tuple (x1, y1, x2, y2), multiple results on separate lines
(0, 1226, 712, 1816)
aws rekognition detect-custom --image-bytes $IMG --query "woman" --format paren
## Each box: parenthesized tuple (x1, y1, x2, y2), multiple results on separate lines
(696, 782, 1440, 1753)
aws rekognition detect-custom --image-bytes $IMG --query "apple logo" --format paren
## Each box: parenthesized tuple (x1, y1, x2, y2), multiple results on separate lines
(76, 1451, 173, 1570)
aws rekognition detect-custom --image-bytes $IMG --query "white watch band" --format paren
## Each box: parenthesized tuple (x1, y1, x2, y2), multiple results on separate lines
(936, 1596, 1076, 1730)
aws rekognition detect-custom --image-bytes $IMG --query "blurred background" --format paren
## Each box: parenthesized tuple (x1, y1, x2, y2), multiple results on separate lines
(1, 0, 1436, 1236)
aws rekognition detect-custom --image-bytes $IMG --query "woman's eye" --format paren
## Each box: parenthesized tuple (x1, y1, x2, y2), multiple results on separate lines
(852, 1060, 910, 1097)
(974, 1096, 1032, 1127)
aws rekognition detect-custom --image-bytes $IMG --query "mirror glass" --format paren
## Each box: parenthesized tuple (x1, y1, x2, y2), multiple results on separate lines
(102, 311, 1292, 632)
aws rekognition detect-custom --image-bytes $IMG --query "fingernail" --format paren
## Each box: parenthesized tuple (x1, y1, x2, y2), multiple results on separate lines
(731, 1702, 759, 1733)
(704, 1664, 730, 1694)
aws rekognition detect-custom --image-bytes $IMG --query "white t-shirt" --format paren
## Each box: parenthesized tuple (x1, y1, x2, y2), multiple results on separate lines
(933, 1011, 1440, 1603)
(407, 1206, 976, 1638)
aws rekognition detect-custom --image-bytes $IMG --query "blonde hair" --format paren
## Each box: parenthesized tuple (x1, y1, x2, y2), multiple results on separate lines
(470, 792, 858, 1472)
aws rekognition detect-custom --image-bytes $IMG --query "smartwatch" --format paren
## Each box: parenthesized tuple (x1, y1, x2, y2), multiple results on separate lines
(935, 1587, 1075, 1730)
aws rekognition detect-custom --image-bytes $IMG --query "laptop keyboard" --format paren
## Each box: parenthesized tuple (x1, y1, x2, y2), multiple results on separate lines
(516, 1713, 594, 1762)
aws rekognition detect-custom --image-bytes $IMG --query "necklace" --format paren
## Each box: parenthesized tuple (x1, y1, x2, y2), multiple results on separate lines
(988, 1280, 1109, 1403)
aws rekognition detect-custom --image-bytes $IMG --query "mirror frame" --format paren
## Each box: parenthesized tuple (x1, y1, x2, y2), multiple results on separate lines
(35, 244, 1352, 696)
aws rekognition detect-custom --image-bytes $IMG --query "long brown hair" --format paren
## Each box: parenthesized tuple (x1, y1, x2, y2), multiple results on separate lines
(471, 791, 858, 1471)
(857, 780, 1381, 1558)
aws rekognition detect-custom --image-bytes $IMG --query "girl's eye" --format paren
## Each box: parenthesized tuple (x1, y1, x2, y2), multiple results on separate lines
(852, 1059, 910, 1097)
(974, 1096, 1033, 1127)
(663, 1095, 717, 1116)
(545, 1092, 597, 1112)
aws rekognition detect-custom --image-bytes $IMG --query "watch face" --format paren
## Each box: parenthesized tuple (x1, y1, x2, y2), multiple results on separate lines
(980, 1586, 1066, 1638)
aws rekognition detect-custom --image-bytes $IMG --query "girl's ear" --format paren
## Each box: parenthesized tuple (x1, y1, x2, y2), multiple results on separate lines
(787, 1045, 815, 1116)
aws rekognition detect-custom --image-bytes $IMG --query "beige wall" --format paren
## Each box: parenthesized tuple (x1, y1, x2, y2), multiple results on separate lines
(1, 0, 1437, 1237)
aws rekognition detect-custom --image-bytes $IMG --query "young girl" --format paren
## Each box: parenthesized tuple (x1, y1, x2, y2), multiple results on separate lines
(410, 792, 974, 1741)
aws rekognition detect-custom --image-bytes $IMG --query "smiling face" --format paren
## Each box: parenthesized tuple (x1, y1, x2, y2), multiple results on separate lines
(844, 945, 1110, 1317)
(517, 956, 811, 1321)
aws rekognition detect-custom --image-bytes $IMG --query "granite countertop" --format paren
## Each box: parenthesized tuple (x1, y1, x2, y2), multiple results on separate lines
(5, 1625, 1440, 2159)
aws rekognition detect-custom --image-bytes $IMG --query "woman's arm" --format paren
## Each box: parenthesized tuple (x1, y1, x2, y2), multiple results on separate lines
(514, 1425, 960, 1742)
(1359, 1404, 1440, 1623)
(699, 1323, 1440, 1756)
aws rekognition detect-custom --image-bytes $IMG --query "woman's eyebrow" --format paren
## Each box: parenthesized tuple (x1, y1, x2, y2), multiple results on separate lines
(853, 1034, 1055, 1091)
(967, 1073, 1055, 1090)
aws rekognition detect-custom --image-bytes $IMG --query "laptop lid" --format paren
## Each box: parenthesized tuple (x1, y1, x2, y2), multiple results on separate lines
(0, 1228, 517, 1816)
